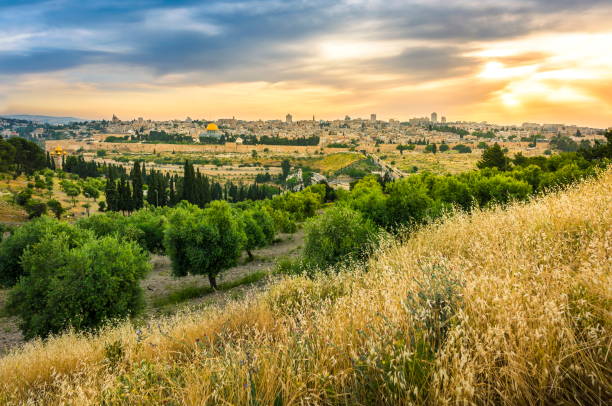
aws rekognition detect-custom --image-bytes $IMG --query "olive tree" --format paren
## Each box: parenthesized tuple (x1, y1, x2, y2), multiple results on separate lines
(304, 205, 378, 268)
(164, 201, 245, 289)
(240, 207, 275, 259)
(6, 234, 150, 339)
(0, 217, 91, 287)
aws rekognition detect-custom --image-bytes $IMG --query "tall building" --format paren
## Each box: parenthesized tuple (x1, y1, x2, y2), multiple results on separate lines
(431, 112, 438, 123)
(441, 116, 446, 124)
(371, 113, 377, 122)
(286, 113, 292, 124)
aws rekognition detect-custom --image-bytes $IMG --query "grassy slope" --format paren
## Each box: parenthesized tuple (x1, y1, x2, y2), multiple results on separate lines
(0, 171, 610, 405)
(305, 152, 364, 173)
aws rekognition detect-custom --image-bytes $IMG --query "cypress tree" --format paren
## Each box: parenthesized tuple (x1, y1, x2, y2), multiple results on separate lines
(104, 172, 118, 211)
(131, 160, 144, 210)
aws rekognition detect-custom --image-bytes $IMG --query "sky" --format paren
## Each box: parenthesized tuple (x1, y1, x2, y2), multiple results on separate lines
(0, 0, 611, 127)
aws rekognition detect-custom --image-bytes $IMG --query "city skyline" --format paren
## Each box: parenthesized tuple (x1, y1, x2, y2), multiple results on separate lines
(1, 1, 611, 127)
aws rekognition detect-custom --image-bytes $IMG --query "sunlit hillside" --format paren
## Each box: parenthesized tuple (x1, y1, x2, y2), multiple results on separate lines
(0, 171, 609, 405)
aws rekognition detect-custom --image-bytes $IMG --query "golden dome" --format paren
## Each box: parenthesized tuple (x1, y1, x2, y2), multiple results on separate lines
(206, 123, 219, 131)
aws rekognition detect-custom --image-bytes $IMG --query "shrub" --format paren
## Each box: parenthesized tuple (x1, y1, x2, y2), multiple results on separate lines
(303, 206, 378, 268)
(6, 234, 150, 339)
(15, 188, 33, 206)
(77, 212, 146, 248)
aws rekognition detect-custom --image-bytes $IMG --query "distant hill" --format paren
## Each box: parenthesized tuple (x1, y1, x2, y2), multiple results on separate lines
(0, 114, 84, 124)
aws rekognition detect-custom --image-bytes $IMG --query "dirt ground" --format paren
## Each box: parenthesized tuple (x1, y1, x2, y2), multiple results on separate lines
(0, 230, 304, 355)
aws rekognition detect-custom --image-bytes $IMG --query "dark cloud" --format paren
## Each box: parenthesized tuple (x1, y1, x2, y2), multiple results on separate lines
(0, 49, 111, 74)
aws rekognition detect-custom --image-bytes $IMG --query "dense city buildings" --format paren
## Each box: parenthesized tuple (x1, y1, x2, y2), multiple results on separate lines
(1, 114, 606, 154)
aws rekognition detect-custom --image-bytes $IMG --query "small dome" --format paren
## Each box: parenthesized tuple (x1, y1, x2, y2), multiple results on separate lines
(206, 123, 219, 131)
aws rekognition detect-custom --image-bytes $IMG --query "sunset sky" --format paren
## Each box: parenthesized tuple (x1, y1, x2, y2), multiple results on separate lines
(1, 0, 611, 127)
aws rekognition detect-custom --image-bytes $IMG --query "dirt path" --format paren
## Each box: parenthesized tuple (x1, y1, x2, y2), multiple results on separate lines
(0, 290, 23, 356)
(143, 230, 304, 312)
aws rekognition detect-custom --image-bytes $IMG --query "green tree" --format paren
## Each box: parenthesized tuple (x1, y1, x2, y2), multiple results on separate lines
(47, 199, 65, 219)
(0, 139, 16, 172)
(131, 161, 144, 210)
(240, 207, 274, 259)
(0, 217, 91, 287)
(24, 199, 47, 219)
(61, 180, 81, 207)
(385, 178, 440, 227)
(82, 202, 91, 217)
(164, 201, 246, 289)
(6, 138, 46, 174)
(396, 144, 414, 155)
(82, 180, 100, 202)
(6, 234, 150, 339)
(550, 135, 578, 152)
(439, 143, 450, 152)
(345, 175, 388, 226)
(281, 159, 291, 180)
(477, 143, 510, 171)
(303, 206, 378, 268)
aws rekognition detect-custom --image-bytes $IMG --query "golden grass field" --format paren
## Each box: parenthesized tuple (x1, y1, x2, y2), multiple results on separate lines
(0, 170, 609, 405)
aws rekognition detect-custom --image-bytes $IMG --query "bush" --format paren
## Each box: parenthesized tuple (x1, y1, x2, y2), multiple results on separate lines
(6, 234, 150, 339)
(470, 174, 532, 206)
(270, 209, 297, 233)
(303, 206, 378, 268)
(0, 217, 91, 287)
(77, 212, 146, 248)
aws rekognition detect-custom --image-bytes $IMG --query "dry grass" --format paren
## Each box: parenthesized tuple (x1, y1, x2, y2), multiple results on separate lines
(0, 170, 610, 405)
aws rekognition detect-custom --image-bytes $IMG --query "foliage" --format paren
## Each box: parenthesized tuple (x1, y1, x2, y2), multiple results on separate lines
(24, 199, 47, 219)
(385, 178, 442, 227)
(477, 143, 510, 170)
(164, 201, 246, 288)
(6, 234, 150, 339)
(303, 206, 378, 268)
(452, 144, 472, 153)
(550, 135, 578, 152)
(0, 137, 46, 174)
(0, 217, 92, 287)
